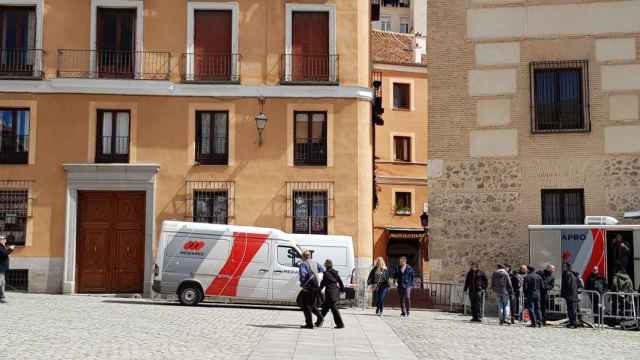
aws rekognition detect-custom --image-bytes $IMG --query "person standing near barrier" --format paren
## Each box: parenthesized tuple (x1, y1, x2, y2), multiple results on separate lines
(510, 265, 526, 323)
(394, 256, 415, 317)
(561, 263, 580, 329)
(491, 264, 513, 325)
(367, 257, 390, 316)
(537, 264, 555, 325)
(0, 235, 16, 304)
(523, 266, 543, 328)
(586, 266, 607, 323)
(317, 259, 345, 329)
(298, 250, 325, 329)
(464, 262, 488, 322)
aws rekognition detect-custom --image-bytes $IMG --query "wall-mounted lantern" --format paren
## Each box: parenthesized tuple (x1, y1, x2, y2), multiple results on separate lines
(255, 96, 268, 146)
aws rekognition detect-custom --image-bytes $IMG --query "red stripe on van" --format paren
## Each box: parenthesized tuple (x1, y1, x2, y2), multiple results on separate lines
(205, 232, 268, 297)
(584, 228, 606, 282)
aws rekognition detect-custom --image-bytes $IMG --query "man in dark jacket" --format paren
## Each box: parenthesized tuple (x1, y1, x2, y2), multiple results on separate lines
(394, 256, 415, 317)
(464, 262, 488, 322)
(586, 266, 607, 322)
(317, 259, 344, 329)
(510, 265, 526, 323)
(0, 235, 16, 303)
(298, 250, 325, 329)
(536, 264, 555, 324)
(561, 263, 580, 328)
(523, 265, 544, 327)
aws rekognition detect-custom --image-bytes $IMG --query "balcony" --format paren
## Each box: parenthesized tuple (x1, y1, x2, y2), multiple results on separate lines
(57, 49, 170, 80)
(0, 49, 44, 79)
(0, 135, 29, 164)
(280, 54, 339, 85)
(181, 53, 241, 84)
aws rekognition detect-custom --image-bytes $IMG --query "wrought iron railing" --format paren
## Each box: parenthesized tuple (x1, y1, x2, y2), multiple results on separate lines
(281, 54, 339, 84)
(0, 49, 43, 79)
(57, 49, 171, 80)
(0, 135, 29, 164)
(95, 136, 130, 163)
(181, 53, 241, 83)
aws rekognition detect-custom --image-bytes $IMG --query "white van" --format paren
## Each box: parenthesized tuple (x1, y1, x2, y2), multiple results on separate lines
(153, 221, 356, 306)
(153, 221, 305, 305)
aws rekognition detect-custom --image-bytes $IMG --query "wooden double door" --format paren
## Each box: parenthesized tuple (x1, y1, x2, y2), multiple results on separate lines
(76, 191, 145, 293)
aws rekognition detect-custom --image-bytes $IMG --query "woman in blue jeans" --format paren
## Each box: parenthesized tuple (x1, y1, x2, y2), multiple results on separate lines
(368, 257, 390, 316)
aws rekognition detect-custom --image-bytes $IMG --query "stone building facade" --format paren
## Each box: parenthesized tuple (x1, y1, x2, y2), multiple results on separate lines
(427, 0, 640, 281)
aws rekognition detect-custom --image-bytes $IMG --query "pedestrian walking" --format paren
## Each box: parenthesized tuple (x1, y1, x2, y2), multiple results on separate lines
(297, 250, 325, 329)
(0, 235, 15, 304)
(394, 256, 414, 317)
(317, 259, 345, 329)
(491, 264, 513, 325)
(537, 264, 555, 324)
(523, 265, 544, 328)
(464, 262, 488, 322)
(561, 263, 580, 329)
(367, 257, 390, 316)
(510, 265, 526, 323)
(586, 266, 607, 323)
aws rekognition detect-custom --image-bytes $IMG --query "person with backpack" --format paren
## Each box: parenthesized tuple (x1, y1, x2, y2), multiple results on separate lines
(298, 250, 325, 329)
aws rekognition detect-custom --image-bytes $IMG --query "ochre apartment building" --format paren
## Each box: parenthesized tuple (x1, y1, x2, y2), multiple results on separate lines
(371, 30, 428, 281)
(0, 0, 373, 296)
(428, 0, 640, 282)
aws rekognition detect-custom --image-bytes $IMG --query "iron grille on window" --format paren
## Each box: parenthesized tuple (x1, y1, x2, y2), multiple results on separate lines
(185, 180, 234, 224)
(6, 269, 28, 291)
(530, 60, 590, 133)
(286, 182, 334, 235)
(0, 182, 31, 246)
(96, 110, 130, 163)
(0, 108, 29, 164)
(541, 189, 584, 225)
(196, 111, 229, 165)
(294, 111, 327, 166)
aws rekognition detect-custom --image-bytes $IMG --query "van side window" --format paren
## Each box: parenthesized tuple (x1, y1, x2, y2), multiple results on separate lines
(277, 246, 300, 267)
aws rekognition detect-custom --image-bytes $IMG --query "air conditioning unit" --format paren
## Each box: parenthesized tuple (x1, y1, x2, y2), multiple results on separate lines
(584, 216, 619, 225)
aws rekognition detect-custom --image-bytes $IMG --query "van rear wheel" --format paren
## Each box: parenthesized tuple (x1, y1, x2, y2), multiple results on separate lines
(178, 284, 203, 306)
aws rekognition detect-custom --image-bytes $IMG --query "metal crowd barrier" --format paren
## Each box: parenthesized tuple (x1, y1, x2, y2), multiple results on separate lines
(601, 292, 639, 330)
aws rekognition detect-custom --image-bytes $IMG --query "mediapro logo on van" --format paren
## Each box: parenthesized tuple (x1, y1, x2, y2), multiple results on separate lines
(180, 240, 205, 256)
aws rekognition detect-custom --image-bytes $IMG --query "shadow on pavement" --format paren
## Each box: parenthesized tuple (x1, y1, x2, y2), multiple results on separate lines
(101, 299, 300, 312)
(248, 324, 302, 329)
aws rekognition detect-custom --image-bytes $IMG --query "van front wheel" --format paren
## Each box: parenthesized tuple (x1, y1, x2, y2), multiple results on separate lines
(178, 284, 203, 306)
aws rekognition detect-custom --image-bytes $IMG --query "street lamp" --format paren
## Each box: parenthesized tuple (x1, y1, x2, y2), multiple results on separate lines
(255, 96, 268, 146)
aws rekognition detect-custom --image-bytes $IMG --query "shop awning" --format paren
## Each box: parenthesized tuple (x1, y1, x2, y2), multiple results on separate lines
(385, 227, 426, 240)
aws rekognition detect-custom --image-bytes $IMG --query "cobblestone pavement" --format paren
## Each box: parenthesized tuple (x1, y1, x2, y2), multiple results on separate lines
(2, 293, 639, 360)
(384, 310, 640, 360)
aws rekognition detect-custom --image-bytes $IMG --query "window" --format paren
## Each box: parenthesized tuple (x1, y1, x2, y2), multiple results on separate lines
(96, 110, 129, 163)
(530, 61, 590, 133)
(193, 190, 228, 224)
(277, 245, 301, 267)
(196, 111, 228, 165)
(288, 11, 332, 82)
(399, 18, 409, 33)
(380, 16, 392, 31)
(294, 111, 327, 166)
(0, 6, 38, 77)
(393, 83, 410, 110)
(395, 192, 411, 215)
(0, 108, 29, 164)
(394, 136, 411, 162)
(96, 8, 136, 79)
(191, 10, 234, 82)
(293, 191, 328, 235)
(541, 189, 584, 225)
(0, 190, 28, 246)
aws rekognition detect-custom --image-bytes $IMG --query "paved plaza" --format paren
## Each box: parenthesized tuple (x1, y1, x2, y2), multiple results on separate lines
(2, 293, 639, 360)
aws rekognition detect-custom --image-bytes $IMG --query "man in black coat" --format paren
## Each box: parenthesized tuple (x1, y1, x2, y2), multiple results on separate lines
(536, 264, 555, 324)
(316, 259, 345, 329)
(464, 262, 488, 322)
(523, 265, 544, 327)
(0, 235, 16, 303)
(561, 263, 580, 328)
(586, 266, 607, 322)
